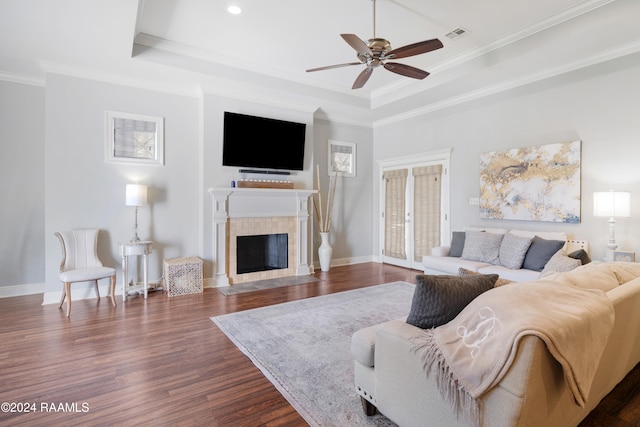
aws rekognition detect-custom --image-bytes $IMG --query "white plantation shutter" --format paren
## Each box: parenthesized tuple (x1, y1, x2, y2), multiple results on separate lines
(413, 165, 442, 262)
(383, 168, 408, 259)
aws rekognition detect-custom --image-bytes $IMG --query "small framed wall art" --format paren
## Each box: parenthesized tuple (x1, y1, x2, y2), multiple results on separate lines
(105, 111, 164, 166)
(613, 251, 635, 262)
(328, 140, 356, 177)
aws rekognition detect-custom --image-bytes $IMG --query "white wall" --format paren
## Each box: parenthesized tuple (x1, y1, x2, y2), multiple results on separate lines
(0, 81, 45, 291)
(373, 52, 640, 262)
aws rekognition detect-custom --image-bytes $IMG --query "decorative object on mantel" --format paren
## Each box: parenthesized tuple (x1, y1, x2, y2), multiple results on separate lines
(479, 140, 581, 223)
(236, 179, 294, 189)
(314, 165, 338, 271)
(594, 190, 631, 261)
(125, 183, 148, 242)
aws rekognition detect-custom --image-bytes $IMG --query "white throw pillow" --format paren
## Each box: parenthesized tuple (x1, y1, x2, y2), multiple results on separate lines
(540, 250, 582, 277)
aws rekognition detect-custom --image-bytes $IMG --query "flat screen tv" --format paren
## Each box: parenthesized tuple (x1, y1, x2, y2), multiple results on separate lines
(222, 111, 306, 171)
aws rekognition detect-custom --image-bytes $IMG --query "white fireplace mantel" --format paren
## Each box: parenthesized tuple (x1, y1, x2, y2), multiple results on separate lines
(208, 187, 317, 286)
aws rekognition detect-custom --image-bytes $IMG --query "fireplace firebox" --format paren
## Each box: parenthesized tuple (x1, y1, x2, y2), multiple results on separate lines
(237, 233, 288, 274)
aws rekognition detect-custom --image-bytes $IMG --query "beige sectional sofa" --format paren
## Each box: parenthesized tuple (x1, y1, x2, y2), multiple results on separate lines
(422, 227, 588, 282)
(351, 262, 640, 426)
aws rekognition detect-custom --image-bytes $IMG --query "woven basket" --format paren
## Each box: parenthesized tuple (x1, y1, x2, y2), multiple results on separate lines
(163, 257, 203, 297)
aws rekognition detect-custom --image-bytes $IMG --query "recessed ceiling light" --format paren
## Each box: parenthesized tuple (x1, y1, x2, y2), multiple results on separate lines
(228, 5, 242, 15)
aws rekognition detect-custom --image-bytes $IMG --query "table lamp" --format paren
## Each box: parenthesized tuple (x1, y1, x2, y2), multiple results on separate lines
(126, 184, 148, 242)
(593, 190, 630, 261)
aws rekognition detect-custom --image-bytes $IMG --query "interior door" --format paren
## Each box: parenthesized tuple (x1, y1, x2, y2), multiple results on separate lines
(380, 155, 449, 270)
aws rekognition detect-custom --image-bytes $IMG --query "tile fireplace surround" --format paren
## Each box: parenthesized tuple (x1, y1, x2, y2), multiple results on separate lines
(208, 188, 316, 286)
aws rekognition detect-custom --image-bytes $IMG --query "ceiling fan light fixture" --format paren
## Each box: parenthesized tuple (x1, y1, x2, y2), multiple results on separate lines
(305, 0, 443, 89)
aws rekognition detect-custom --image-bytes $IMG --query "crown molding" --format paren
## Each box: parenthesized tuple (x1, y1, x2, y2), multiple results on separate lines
(0, 71, 45, 87)
(373, 38, 640, 128)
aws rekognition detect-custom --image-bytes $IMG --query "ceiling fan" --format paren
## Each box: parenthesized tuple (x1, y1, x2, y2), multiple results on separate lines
(306, 0, 443, 89)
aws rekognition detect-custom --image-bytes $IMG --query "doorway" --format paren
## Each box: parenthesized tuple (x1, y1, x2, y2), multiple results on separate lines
(378, 149, 451, 270)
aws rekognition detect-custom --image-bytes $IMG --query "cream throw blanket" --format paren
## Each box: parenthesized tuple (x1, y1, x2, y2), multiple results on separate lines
(412, 280, 614, 421)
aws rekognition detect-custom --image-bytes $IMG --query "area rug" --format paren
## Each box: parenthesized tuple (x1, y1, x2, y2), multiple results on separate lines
(217, 275, 321, 295)
(211, 281, 415, 426)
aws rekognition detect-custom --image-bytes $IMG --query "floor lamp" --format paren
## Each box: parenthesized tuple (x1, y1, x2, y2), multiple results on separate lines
(126, 184, 148, 242)
(593, 190, 630, 261)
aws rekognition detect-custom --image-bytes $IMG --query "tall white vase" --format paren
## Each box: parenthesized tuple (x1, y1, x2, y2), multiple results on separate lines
(318, 232, 333, 272)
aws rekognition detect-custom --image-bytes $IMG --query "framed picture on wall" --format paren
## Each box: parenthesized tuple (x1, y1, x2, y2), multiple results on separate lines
(328, 140, 356, 177)
(613, 251, 635, 262)
(105, 111, 164, 166)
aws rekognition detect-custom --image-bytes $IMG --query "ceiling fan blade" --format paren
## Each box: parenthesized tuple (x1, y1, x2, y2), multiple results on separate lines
(383, 62, 430, 80)
(306, 62, 362, 72)
(341, 34, 373, 57)
(386, 38, 443, 59)
(352, 67, 373, 89)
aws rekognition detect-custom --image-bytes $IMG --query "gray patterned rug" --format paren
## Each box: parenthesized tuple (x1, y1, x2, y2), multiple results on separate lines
(211, 282, 415, 426)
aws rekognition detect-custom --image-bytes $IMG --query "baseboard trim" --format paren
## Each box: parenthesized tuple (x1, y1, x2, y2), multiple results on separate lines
(314, 255, 375, 270)
(0, 282, 44, 299)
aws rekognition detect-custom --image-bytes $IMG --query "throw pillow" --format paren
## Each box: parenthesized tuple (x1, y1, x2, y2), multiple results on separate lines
(522, 236, 565, 272)
(540, 250, 582, 277)
(499, 233, 533, 269)
(460, 231, 504, 264)
(458, 267, 514, 287)
(568, 249, 591, 265)
(448, 231, 466, 257)
(406, 274, 498, 329)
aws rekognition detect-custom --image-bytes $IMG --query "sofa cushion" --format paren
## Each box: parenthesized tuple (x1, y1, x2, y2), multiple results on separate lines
(406, 274, 498, 329)
(422, 255, 491, 275)
(351, 318, 402, 367)
(459, 267, 514, 287)
(461, 231, 504, 264)
(448, 231, 466, 257)
(476, 265, 541, 282)
(540, 250, 582, 277)
(522, 236, 565, 272)
(499, 233, 533, 269)
(568, 249, 591, 265)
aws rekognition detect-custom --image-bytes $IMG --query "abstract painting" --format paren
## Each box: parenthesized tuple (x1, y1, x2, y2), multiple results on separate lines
(479, 141, 581, 223)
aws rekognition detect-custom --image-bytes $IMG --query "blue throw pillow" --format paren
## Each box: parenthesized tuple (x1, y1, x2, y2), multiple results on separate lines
(522, 236, 565, 272)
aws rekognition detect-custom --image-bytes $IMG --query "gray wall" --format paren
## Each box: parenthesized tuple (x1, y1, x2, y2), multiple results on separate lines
(313, 118, 374, 264)
(2, 49, 640, 297)
(373, 52, 640, 261)
(43, 74, 200, 296)
(0, 81, 45, 288)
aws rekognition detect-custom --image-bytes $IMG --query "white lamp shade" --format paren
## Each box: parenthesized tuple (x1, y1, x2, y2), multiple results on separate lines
(593, 191, 630, 218)
(126, 184, 148, 207)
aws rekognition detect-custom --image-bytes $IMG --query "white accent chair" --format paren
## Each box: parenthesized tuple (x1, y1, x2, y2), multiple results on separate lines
(55, 229, 117, 317)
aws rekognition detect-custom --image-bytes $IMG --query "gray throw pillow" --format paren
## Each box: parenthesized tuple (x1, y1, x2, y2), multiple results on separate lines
(499, 233, 533, 269)
(568, 249, 591, 265)
(522, 236, 565, 272)
(406, 274, 499, 329)
(461, 231, 504, 264)
(448, 231, 465, 257)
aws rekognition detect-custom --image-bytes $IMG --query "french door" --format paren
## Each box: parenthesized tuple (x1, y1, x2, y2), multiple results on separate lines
(379, 150, 450, 270)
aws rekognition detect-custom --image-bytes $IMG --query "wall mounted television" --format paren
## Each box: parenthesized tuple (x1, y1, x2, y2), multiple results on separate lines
(222, 111, 306, 172)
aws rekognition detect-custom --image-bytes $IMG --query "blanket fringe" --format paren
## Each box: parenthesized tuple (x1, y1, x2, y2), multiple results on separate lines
(411, 330, 481, 427)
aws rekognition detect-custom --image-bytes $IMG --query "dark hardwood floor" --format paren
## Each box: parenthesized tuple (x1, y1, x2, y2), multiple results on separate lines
(0, 263, 637, 426)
